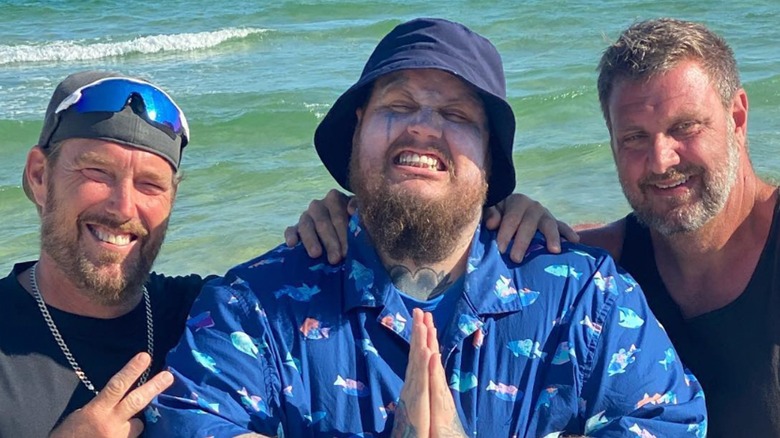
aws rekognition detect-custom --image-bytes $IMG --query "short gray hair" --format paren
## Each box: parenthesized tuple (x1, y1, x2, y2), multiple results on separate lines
(597, 18, 740, 129)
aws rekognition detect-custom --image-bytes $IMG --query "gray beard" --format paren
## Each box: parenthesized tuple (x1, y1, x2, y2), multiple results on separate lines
(625, 131, 740, 236)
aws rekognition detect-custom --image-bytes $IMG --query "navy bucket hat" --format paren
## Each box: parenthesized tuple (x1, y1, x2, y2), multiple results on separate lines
(314, 17, 516, 207)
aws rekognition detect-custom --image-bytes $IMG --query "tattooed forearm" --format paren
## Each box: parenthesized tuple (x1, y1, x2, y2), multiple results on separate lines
(434, 417, 469, 438)
(389, 265, 453, 300)
(392, 400, 419, 438)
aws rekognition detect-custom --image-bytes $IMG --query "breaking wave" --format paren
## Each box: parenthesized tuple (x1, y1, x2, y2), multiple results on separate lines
(0, 27, 267, 65)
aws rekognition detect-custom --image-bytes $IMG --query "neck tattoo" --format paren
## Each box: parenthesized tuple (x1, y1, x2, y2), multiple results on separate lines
(388, 265, 453, 300)
(28, 262, 154, 395)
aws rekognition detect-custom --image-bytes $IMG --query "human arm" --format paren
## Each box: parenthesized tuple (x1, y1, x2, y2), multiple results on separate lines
(573, 257, 706, 437)
(286, 190, 579, 264)
(147, 276, 282, 437)
(575, 218, 627, 261)
(49, 353, 172, 438)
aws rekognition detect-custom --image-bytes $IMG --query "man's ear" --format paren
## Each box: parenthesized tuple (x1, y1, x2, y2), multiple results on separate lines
(25, 146, 49, 210)
(731, 88, 748, 143)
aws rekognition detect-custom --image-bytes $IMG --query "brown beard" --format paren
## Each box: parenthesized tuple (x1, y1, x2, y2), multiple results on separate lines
(349, 143, 487, 265)
(40, 179, 167, 306)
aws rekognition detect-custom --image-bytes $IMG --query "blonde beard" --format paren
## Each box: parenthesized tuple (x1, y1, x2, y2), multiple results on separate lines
(40, 181, 167, 306)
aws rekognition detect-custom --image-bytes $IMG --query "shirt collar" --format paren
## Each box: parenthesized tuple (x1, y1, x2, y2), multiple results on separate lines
(341, 213, 535, 318)
(341, 214, 393, 313)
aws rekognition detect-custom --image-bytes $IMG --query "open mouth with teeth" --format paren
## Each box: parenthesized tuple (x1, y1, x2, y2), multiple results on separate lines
(647, 175, 691, 191)
(394, 151, 446, 172)
(653, 176, 689, 189)
(87, 224, 138, 246)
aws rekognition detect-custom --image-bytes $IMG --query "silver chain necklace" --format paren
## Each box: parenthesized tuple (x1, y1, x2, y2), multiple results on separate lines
(29, 262, 154, 395)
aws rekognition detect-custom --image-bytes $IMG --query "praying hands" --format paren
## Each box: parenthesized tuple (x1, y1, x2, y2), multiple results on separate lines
(393, 309, 468, 438)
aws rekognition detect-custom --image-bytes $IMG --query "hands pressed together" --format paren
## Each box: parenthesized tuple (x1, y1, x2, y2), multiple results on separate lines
(286, 190, 578, 264)
(393, 309, 467, 438)
(283, 191, 578, 436)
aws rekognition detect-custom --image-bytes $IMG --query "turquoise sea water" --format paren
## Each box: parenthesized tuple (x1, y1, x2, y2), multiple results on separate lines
(1, 1, 779, 276)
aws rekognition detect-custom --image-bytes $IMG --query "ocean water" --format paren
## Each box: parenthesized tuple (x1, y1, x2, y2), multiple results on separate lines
(1, 0, 779, 277)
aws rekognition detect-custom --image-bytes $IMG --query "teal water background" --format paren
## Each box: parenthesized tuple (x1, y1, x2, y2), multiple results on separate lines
(1, 1, 779, 276)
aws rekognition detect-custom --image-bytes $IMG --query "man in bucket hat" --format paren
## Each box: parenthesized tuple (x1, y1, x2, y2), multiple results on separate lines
(151, 18, 706, 437)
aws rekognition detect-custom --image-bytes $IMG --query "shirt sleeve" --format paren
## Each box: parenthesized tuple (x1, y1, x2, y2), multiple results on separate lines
(147, 273, 284, 437)
(575, 256, 707, 438)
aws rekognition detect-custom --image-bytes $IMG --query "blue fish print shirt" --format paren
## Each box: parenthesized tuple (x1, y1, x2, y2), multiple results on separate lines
(149, 216, 707, 437)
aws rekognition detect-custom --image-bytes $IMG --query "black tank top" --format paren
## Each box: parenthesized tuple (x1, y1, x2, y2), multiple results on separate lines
(620, 198, 780, 438)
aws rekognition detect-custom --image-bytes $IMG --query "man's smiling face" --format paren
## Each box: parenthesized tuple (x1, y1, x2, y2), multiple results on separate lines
(38, 138, 175, 304)
(609, 60, 741, 235)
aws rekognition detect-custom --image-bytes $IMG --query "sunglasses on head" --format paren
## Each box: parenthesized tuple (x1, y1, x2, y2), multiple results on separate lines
(55, 77, 190, 140)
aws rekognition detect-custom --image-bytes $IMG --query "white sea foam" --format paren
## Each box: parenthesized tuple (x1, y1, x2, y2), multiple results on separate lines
(0, 27, 267, 65)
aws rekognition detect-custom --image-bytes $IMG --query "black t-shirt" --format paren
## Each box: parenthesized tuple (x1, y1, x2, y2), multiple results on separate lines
(0, 261, 211, 437)
(620, 199, 780, 438)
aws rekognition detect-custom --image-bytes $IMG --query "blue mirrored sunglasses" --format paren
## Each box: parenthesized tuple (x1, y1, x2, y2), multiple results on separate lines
(55, 77, 190, 140)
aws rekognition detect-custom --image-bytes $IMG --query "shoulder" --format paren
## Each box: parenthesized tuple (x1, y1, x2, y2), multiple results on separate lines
(0, 261, 36, 308)
(146, 271, 211, 302)
(227, 242, 338, 287)
(195, 243, 342, 313)
(1, 261, 35, 286)
(518, 233, 642, 310)
(145, 272, 214, 328)
(576, 218, 627, 261)
(519, 232, 619, 273)
(147, 271, 211, 290)
(0, 267, 19, 291)
(511, 236, 637, 310)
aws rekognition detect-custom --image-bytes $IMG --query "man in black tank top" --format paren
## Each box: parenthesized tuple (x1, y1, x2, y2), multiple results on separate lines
(573, 19, 780, 438)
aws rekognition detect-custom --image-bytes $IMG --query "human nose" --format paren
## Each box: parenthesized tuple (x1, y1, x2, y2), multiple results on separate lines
(105, 179, 137, 221)
(648, 134, 681, 174)
(407, 107, 443, 140)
